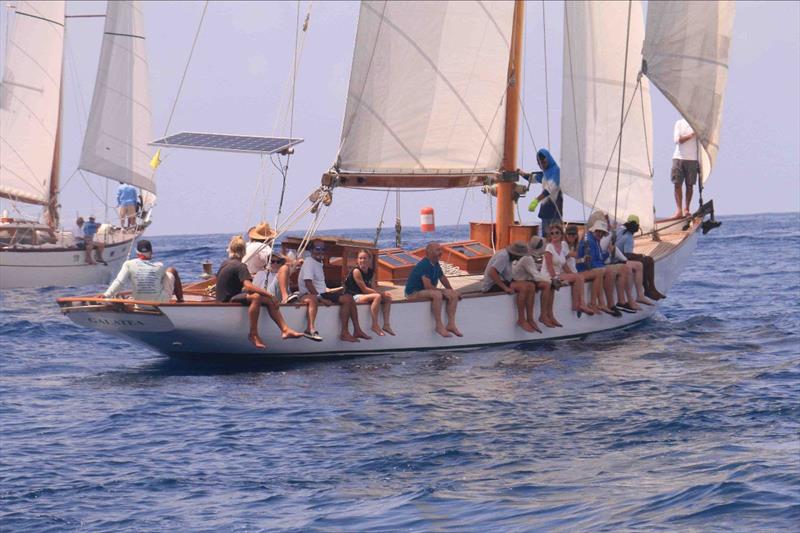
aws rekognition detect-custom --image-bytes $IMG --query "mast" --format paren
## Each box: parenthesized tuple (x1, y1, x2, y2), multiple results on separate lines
(45, 75, 64, 229)
(496, 0, 524, 249)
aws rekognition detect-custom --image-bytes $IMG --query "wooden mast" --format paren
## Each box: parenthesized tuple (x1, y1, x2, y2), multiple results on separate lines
(497, 0, 524, 249)
(45, 64, 65, 230)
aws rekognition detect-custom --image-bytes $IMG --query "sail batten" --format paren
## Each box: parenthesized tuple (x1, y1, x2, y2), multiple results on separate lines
(79, 0, 155, 193)
(0, 1, 65, 207)
(560, 0, 655, 230)
(642, 0, 735, 183)
(334, 0, 515, 187)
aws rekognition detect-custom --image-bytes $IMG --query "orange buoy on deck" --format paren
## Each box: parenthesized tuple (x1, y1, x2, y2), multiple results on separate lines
(420, 207, 435, 233)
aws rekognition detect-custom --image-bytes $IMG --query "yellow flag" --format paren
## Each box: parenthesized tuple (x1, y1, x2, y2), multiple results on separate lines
(149, 149, 161, 170)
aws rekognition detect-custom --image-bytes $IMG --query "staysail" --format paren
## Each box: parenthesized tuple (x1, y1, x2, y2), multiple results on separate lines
(79, 0, 156, 193)
(642, 1, 735, 183)
(332, 0, 515, 188)
(0, 1, 65, 206)
(560, 0, 654, 230)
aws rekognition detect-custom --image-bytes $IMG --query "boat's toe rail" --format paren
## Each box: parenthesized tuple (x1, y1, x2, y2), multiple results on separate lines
(57, 296, 165, 315)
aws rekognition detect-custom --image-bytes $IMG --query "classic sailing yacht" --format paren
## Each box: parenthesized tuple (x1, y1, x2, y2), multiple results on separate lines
(58, 0, 735, 358)
(0, 0, 156, 289)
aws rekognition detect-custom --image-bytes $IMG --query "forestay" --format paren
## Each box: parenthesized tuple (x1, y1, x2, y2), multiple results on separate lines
(79, 0, 156, 193)
(0, 1, 65, 206)
(560, 0, 654, 230)
(643, 1, 735, 184)
(335, 0, 515, 186)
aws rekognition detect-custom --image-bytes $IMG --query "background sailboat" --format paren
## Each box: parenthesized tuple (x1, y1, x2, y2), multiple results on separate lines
(0, 0, 156, 289)
(58, 0, 736, 358)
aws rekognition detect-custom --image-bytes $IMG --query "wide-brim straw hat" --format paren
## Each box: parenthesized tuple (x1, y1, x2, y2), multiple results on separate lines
(506, 241, 529, 257)
(248, 221, 277, 241)
(588, 220, 609, 234)
(528, 235, 545, 257)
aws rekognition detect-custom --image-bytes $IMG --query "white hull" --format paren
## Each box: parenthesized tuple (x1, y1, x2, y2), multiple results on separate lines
(1, 238, 134, 289)
(59, 228, 699, 358)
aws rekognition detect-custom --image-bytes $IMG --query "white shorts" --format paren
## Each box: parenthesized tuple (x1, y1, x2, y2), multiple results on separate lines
(159, 271, 175, 302)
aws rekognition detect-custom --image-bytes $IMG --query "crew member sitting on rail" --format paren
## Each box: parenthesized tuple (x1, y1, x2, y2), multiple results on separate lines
(405, 242, 462, 338)
(344, 249, 395, 337)
(244, 221, 276, 287)
(544, 224, 595, 318)
(299, 239, 370, 343)
(512, 235, 558, 329)
(566, 224, 606, 314)
(215, 235, 303, 349)
(482, 242, 539, 333)
(615, 215, 665, 301)
(104, 239, 183, 303)
(578, 220, 631, 317)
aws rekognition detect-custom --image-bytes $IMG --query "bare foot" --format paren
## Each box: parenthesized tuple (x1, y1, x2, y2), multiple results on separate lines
(435, 326, 452, 338)
(446, 326, 463, 337)
(628, 301, 642, 311)
(354, 330, 372, 340)
(341, 333, 360, 343)
(371, 325, 385, 337)
(671, 210, 683, 220)
(684, 208, 691, 217)
(382, 326, 396, 336)
(636, 297, 654, 306)
(248, 334, 266, 349)
(527, 320, 542, 333)
(540, 316, 557, 328)
(552, 318, 563, 327)
(518, 319, 535, 332)
(579, 304, 595, 315)
(282, 328, 304, 339)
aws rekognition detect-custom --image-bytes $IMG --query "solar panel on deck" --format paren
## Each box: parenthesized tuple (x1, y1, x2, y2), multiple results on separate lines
(150, 132, 303, 154)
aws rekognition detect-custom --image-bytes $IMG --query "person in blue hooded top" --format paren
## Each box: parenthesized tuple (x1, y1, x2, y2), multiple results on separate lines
(526, 149, 564, 237)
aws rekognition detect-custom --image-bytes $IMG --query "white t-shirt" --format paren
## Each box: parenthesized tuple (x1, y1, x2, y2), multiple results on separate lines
(298, 256, 327, 296)
(104, 257, 171, 301)
(244, 241, 272, 275)
(512, 255, 550, 283)
(673, 119, 698, 161)
(545, 241, 570, 276)
(481, 249, 513, 292)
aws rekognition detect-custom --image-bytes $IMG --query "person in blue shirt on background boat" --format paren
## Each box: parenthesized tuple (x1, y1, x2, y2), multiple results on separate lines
(82, 215, 106, 265)
(405, 242, 462, 338)
(525, 148, 564, 237)
(615, 214, 665, 301)
(116, 182, 139, 230)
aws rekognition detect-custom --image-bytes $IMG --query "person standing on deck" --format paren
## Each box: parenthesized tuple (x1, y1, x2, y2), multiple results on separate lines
(82, 215, 106, 265)
(116, 182, 139, 230)
(405, 242, 462, 338)
(215, 235, 303, 349)
(525, 148, 563, 236)
(671, 118, 699, 218)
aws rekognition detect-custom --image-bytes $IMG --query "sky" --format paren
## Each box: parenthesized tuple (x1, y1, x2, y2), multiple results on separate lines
(2, 1, 798, 236)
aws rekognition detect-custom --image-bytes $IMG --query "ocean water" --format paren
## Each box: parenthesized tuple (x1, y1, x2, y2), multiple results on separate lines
(1, 212, 798, 531)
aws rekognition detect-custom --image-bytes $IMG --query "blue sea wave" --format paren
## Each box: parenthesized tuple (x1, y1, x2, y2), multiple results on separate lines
(1, 213, 798, 531)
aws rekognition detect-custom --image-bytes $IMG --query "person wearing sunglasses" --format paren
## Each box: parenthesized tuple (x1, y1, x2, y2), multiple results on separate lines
(298, 239, 371, 343)
(510, 235, 557, 331)
(565, 224, 608, 314)
(544, 225, 595, 318)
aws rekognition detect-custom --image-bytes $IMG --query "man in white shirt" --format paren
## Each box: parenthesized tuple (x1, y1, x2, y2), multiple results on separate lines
(104, 240, 183, 302)
(671, 118, 699, 219)
(298, 239, 367, 343)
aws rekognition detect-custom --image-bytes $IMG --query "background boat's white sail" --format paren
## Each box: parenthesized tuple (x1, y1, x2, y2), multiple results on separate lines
(335, 0, 515, 184)
(79, 0, 156, 194)
(643, 0, 735, 183)
(0, 1, 65, 206)
(559, 0, 654, 230)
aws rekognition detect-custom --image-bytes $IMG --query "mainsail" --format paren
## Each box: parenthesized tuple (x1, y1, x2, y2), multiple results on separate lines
(79, 0, 156, 193)
(559, 0, 654, 230)
(642, 1, 735, 183)
(333, 0, 515, 188)
(0, 1, 65, 206)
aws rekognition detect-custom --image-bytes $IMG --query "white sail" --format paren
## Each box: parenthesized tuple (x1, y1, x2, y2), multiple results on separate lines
(643, 1, 735, 183)
(79, 0, 156, 193)
(560, 0, 654, 230)
(0, 1, 65, 206)
(336, 0, 515, 182)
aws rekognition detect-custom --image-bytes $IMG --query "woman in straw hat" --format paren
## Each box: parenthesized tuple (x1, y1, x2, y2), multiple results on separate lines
(244, 221, 278, 279)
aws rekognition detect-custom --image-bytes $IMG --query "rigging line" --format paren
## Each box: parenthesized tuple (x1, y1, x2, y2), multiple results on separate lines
(373, 188, 391, 246)
(519, 92, 539, 154)
(563, 5, 587, 222)
(78, 170, 112, 208)
(541, 0, 551, 148)
(162, 0, 208, 137)
(289, 0, 300, 140)
(272, 1, 312, 135)
(613, 0, 633, 225)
